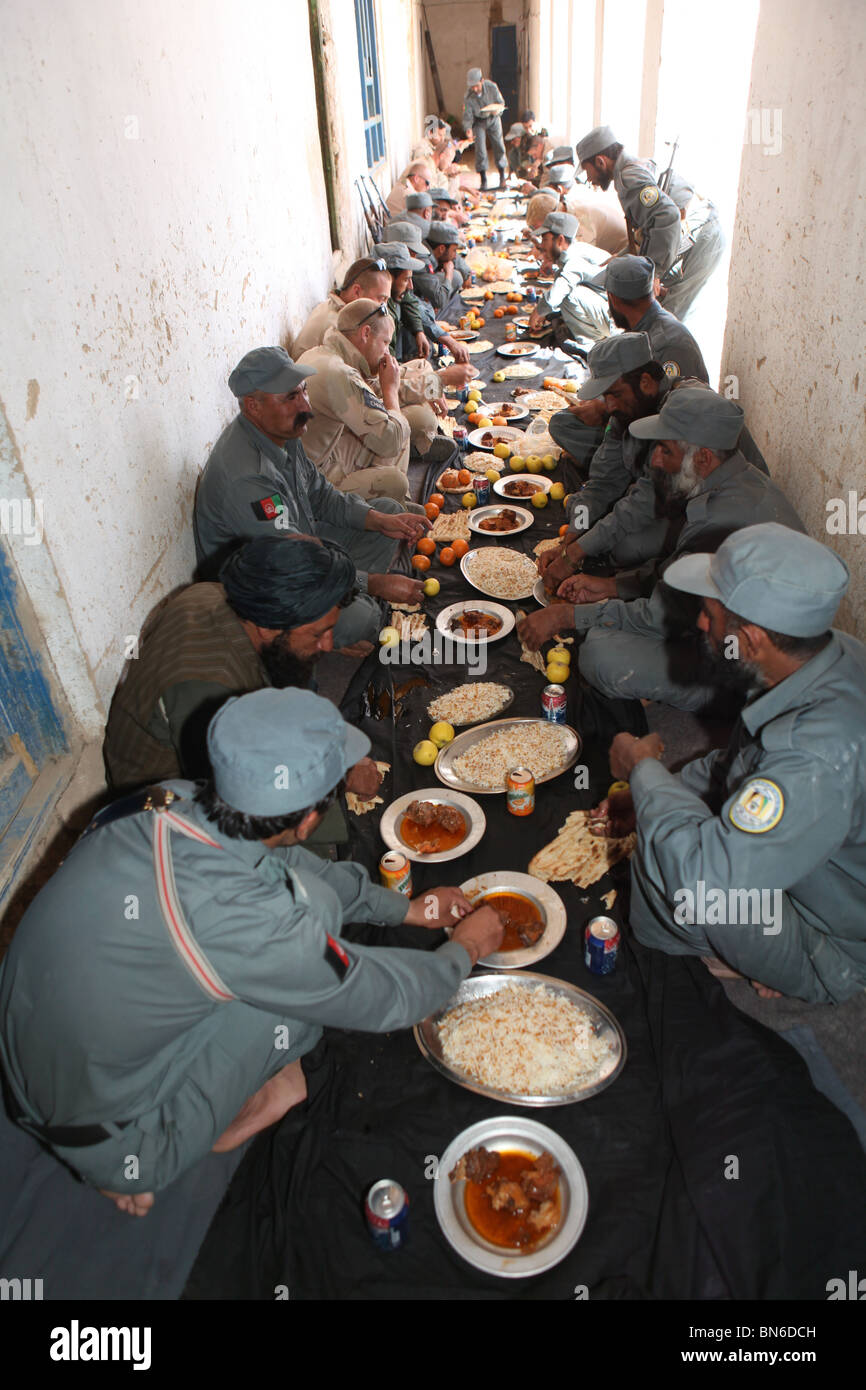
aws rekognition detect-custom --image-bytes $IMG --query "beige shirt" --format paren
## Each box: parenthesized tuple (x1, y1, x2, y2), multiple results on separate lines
(291, 292, 344, 359)
(297, 328, 411, 487)
(564, 185, 629, 255)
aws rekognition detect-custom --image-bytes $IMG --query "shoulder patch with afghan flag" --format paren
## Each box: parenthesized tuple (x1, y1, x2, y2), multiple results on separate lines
(729, 778, 785, 834)
(663, 361, 680, 379)
(639, 185, 660, 207)
(251, 493, 283, 521)
(324, 933, 352, 981)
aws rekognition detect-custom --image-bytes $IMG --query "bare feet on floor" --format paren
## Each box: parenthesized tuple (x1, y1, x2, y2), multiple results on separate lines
(99, 1189, 155, 1217)
(701, 955, 784, 999)
(212, 1059, 308, 1154)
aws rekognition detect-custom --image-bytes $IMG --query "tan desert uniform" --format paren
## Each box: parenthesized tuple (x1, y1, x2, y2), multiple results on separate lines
(563, 185, 628, 255)
(298, 326, 412, 500)
(291, 292, 344, 359)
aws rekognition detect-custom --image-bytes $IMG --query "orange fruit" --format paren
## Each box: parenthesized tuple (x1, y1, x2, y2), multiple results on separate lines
(429, 492, 445, 508)
(507, 305, 519, 315)
(411, 554, 431, 572)
(476, 317, 486, 326)
(451, 538, 469, 558)
(457, 469, 471, 485)
(439, 547, 456, 566)
(465, 412, 479, 426)
(424, 501, 440, 521)
(416, 537, 436, 556)
(559, 524, 569, 537)
(493, 307, 505, 319)
(491, 416, 507, 426)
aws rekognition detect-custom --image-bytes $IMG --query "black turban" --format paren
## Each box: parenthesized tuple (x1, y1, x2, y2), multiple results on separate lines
(219, 536, 356, 629)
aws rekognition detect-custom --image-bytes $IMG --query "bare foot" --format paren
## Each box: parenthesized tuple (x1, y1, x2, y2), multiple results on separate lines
(212, 1060, 307, 1153)
(99, 1189, 155, 1217)
(751, 980, 783, 1000)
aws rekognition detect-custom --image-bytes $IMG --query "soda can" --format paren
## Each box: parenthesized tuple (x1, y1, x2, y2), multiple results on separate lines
(506, 766, 535, 816)
(541, 683, 567, 723)
(365, 1179, 410, 1250)
(458, 387, 469, 404)
(505, 324, 517, 342)
(526, 287, 538, 303)
(453, 425, 469, 454)
(585, 916, 620, 975)
(473, 475, 490, 505)
(379, 850, 412, 895)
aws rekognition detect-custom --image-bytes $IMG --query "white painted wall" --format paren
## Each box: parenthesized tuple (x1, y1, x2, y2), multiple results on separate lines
(0, 0, 421, 736)
(722, 0, 866, 640)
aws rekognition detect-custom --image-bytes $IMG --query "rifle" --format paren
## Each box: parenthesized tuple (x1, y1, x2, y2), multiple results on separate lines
(659, 135, 679, 195)
(363, 174, 390, 224)
(355, 177, 382, 246)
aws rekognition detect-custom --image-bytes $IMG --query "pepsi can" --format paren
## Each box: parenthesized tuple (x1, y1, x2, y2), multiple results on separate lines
(585, 916, 620, 975)
(365, 1179, 410, 1250)
(453, 425, 469, 455)
(473, 474, 490, 505)
(526, 287, 538, 303)
(541, 683, 567, 723)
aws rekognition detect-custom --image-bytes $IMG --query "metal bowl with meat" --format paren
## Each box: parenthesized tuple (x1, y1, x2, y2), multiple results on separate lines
(435, 600, 515, 645)
(434, 1116, 588, 1277)
(379, 789, 486, 864)
(468, 504, 533, 536)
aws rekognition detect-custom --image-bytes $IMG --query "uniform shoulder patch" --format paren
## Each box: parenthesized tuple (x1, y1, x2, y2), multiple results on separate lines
(251, 493, 283, 521)
(360, 387, 387, 413)
(663, 360, 680, 379)
(729, 778, 785, 834)
(639, 185, 660, 208)
(324, 933, 351, 981)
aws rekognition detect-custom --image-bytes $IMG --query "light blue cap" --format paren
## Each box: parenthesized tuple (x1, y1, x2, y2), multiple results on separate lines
(578, 331, 653, 399)
(208, 689, 370, 816)
(629, 386, 745, 448)
(591, 254, 655, 298)
(576, 125, 618, 162)
(663, 524, 849, 637)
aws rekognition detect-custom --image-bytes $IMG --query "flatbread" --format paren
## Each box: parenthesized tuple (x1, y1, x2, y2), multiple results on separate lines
(522, 390, 565, 413)
(528, 810, 636, 889)
(486, 279, 516, 293)
(501, 361, 543, 379)
(515, 607, 546, 673)
(429, 509, 471, 542)
(390, 609, 428, 640)
(346, 760, 391, 817)
(466, 339, 494, 353)
(533, 538, 560, 557)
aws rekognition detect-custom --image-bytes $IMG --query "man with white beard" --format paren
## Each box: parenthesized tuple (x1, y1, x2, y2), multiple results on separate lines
(517, 389, 806, 713)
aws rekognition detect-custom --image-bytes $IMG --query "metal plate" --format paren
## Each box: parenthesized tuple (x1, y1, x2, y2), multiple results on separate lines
(434, 716, 581, 794)
(433, 1116, 588, 1278)
(435, 600, 515, 644)
(425, 683, 515, 728)
(532, 576, 551, 607)
(459, 547, 538, 600)
(451, 329, 479, 341)
(468, 504, 533, 536)
(415, 970, 626, 1105)
(493, 473, 552, 499)
(496, 343, 540, 359)
(460, 871, 567, 969)
(467, 425, 525, 450)
(380, 789, 486, 865)
(485, 403, 529, 422)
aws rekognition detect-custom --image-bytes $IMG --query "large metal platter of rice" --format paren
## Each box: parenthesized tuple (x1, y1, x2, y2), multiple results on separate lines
(427, 681, 514, 727)
(415, 971, 625, 1105)
(460, 547, 538, 600)
(435, 717, 580, 793)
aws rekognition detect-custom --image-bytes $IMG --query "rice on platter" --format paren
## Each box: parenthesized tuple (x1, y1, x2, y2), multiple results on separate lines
(428, 682, 511, 724)
(465, 547, 537, 599)
(451, 722, 569, 789)
(438, 983, 613, 1094)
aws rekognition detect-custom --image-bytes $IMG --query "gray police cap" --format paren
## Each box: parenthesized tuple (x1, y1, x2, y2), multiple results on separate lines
(432, 188, 458, 203)
(576, 124, 618, 162)
(382, 220, 424, 250)
(426, 220, 465, 248)
(663, 523, 849, 638)
(546, 145, 575, 165)
(592, 254, 655, 298)
(545, 164, 574, 188)
(207, 688, 370, 816)
(629, 386, 745, 448)
(406, 191, 433, 210)
(373, 241, 425, 272)
(228, 346, 315, 398)
(578, 331, 653, 399)
(467, 67, 483, 85)
(505, 123, 525, 140)
(531, 210, 577, 242)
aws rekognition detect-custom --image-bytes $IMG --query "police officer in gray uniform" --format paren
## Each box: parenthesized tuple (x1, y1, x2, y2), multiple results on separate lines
(193, 348, 428, 648)
(576, 124, 681, 278)
(398, 191, 434, 235)
(603, 525, 866, 1004)
(520, 389, 806, 712)
(0, 689, 503, 1204)
(462, 66, 507, 190)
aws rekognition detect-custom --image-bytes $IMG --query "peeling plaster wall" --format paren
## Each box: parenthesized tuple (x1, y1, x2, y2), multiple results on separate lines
(421, 0, 527, 124)
(722, 0, 866, 639)
(1, 0, 422, 734)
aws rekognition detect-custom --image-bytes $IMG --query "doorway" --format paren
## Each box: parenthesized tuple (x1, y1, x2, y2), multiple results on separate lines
(490, 23, 519, 130)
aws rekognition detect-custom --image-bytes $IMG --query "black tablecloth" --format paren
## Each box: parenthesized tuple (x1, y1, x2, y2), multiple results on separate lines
(183, 216, 866, 1301)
